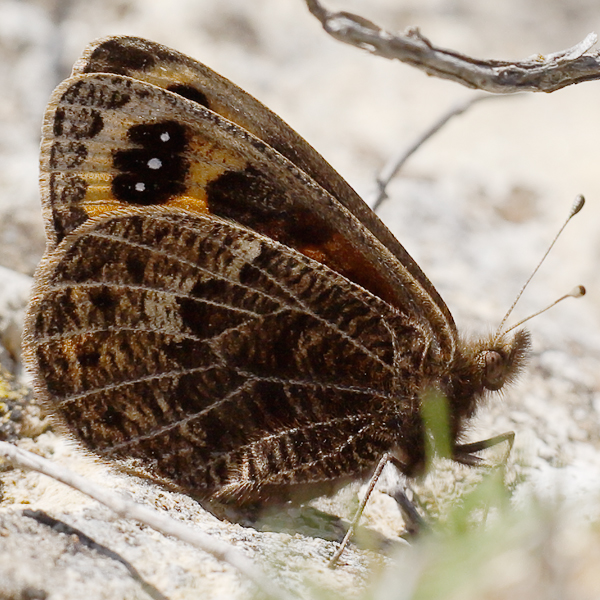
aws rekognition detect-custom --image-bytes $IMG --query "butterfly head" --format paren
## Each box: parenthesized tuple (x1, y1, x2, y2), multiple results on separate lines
(478, 328, 531, 392)
(448, 328, 531, 424)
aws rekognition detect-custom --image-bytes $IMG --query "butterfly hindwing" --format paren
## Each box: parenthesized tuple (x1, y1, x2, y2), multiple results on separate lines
(25, 208, 428, 502)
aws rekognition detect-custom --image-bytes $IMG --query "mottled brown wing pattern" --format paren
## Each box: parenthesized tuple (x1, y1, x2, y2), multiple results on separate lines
(25, 208, 429, 503)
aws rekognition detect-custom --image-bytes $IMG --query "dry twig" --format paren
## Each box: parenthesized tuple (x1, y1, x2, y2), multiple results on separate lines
(368, 93, 503, 209)
(305, 0, 600, 93)
(0, 441, 293, 600)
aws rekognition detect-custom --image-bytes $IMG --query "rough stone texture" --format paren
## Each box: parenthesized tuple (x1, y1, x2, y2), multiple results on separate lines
(0, 1, 599, 599)
(0, 266, 32, 376)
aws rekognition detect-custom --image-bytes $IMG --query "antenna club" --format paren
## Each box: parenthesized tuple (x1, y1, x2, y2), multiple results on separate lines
(571, 194, 585, 217)
(503, 285, 587, 334)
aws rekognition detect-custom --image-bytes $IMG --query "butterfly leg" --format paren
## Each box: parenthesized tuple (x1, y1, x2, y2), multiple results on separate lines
(453, 431, 515, 466)
(328, 453, 391, 567)
(385, 480, 427, 535)
(387, 432, 516, 534)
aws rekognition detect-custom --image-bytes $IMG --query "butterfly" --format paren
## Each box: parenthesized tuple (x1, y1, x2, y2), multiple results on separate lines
(23, 36, 530, 511)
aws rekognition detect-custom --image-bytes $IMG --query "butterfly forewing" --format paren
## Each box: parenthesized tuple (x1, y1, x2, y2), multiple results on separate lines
(73, 35, 455, 334)
(40, 69, 455, 360)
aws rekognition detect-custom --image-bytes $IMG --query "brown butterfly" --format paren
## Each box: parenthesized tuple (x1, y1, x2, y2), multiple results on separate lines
(23, 36, 529, 513)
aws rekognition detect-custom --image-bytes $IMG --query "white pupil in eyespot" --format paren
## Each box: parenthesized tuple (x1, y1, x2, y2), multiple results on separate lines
(147, 157, 162, 170)
(160, 132, 170, 142)
(135, 182, 146, 192)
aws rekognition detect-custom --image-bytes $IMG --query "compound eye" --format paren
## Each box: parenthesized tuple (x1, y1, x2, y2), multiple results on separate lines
(484, 350, 505, 389)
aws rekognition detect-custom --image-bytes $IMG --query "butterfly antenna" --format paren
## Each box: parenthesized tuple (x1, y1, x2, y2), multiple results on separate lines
(503, 285, 586, 335)
(495, 194, 585, 340)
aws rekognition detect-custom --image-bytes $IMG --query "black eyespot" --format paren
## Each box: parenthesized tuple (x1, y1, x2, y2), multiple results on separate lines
(112, 121, 189, 205)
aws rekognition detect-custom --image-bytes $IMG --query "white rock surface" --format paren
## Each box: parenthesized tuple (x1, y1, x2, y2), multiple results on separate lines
(0, 265, 32, 374)
(0, 1, 599, 599)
